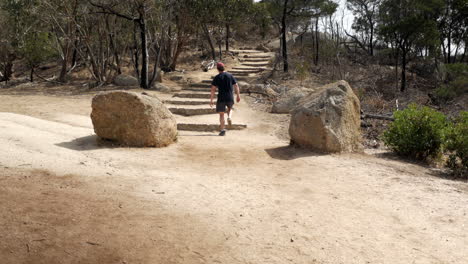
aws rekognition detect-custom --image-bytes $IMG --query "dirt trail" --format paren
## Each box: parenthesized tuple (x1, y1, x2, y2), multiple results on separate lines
(0, 91, 467, 264)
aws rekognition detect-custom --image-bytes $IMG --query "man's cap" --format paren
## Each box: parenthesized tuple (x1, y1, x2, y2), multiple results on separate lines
(217, 62, 225, 68)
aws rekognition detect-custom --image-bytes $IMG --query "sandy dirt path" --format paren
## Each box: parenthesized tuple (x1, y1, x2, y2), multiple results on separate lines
(0, 92, 467, 264)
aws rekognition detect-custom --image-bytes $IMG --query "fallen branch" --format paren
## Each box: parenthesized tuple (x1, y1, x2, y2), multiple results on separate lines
(361, 113, 394, 121)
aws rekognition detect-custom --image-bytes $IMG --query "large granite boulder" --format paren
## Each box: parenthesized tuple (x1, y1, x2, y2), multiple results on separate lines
(113, 74, 139, 86)
(289, 80, 362, 153)
(91, 91, 177, 147)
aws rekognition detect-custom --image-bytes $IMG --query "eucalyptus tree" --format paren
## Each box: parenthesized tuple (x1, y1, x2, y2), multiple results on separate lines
(346, 0, 381, 56)
(263, 0, 337, 72)
(438, 0, 468, 63)
(378, 0, 443, 91)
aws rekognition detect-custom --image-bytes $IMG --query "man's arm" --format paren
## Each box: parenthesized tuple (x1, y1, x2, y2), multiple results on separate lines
(234, 83, 241, 103)
(210, 85, 217, 108)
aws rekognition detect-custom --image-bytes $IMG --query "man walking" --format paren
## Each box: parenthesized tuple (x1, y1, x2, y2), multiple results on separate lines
(210, 62, 241, 136)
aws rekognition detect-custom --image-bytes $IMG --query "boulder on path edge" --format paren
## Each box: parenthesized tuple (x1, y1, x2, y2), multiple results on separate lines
(91, 91, 177, 147)
(113, 74, 139, 86)
(289, 80, 362, 153)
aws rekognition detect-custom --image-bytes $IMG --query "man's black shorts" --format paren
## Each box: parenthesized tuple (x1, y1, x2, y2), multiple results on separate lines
(216, 101, 234, 113)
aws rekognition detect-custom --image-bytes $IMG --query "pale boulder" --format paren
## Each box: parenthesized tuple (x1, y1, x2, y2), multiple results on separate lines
(113, 74, 139, 86)
(151, 83, 172, 93)
(91, 91, 177, 147)
(289, 80, 362, 153)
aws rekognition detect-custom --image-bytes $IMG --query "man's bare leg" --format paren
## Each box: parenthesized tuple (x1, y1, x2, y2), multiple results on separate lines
(226, 107, 233, 126)
(219, 112, 225, 131)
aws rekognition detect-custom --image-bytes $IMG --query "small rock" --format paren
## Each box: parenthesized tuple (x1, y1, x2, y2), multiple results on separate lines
(113, 74, 138, 86)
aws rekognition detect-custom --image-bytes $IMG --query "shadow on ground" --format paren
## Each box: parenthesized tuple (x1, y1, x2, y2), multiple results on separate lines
(265, 145, 324, 160)
(0, 168, 226, 264)
(56, 135, 120, 151)
(372, 151, 467, 182)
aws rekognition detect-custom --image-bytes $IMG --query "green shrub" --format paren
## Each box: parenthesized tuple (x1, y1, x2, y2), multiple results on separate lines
(435, 63, 468, 101)
(444, 63, 468, 82)
(446, 112, 468, 177)
(435, 75, 468, 101)
(382, 104, 448, 160)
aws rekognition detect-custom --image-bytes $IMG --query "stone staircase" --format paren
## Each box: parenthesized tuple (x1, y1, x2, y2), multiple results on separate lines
(165, 48, 273, 132)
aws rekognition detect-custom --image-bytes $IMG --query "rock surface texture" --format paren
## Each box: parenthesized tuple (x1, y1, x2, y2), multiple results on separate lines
(113, 74, 139, 86)
(289, 80, 362, 153)
(91, 91, 177, 147)
(271, 87, 312, 114)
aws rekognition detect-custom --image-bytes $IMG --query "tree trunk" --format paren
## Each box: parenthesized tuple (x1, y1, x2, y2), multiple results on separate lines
(107, 17, 121, 75)
(401, 49, 407, 92)
(71, 44, 78, 69)
(218, 40, 223, 61)
(149, 37, 164, 88)
(132, 23, 140, 81)
(30, 67, 34, 82)
(314, 18, 319, 66)
(58, 46, 70, 82)
(461, 44, 467, 63)
(453, 41, 461, 63)
(370, 25, 374, 56)
(447, 31, 452, 64)
(441, 42, 447, 63)
(281, 0, 289, 72)
(169, 39, 183, 71)
(1, 55, 14, 83)
(139, 18, 149, 89)
(225, 24, 230, 51)
(202, 24, 216, 61)
(395, 44, 399, 92)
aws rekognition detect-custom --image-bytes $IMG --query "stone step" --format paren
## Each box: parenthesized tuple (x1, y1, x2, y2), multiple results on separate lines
(174, 93, 212, 99)
(242, 55, 272, 59)
(184, 87, 211, 92)
(240, 58, 271, 62)
(232, 49, 264, 54)
(202, 80, 212, 84)
(169, 108, 215, 116)
(189, 83, 210, 88)
(177, 123, 247, 132)
(210, 76, 253, 81)
(231, 72, 257, 76)
(232, 66, 268, 71)
(229, 69, 263, 74)
(240, 62, 269, 67)
(164, 100, 210, 105)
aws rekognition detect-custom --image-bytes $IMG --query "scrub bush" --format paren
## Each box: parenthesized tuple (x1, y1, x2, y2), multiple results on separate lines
(382, 104, 448, 160)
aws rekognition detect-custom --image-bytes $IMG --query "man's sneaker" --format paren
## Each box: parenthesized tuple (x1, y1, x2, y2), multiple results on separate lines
(219, 130, 226, 136)
(227, 117, 232, 126)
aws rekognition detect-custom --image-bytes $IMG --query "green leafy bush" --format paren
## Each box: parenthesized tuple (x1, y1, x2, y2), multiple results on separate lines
(443, 63, 468, 82)
(382, 104, 448, 160)
(446, 112, 468, 177)
(435, 63, 468, 101)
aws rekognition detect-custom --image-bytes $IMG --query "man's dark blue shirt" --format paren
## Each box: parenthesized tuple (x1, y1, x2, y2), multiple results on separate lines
(211, 72, 237, 103)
